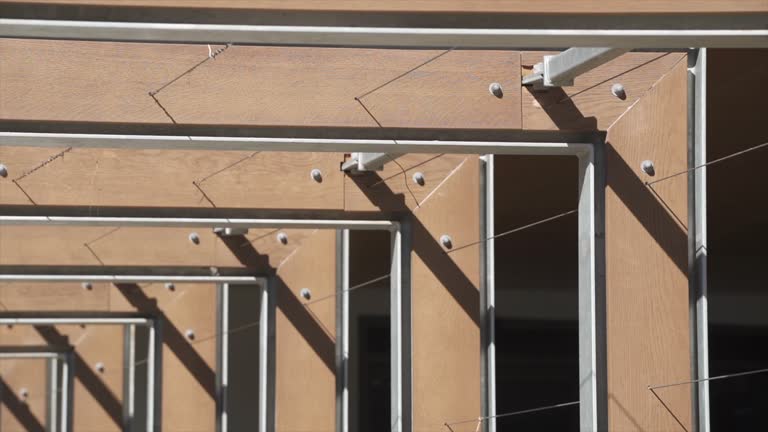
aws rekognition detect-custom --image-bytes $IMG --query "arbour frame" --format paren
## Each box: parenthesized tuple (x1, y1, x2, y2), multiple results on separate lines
(0, 220, 406, 432)
(0, 345, 74, 432)
(0, 14, 726, 429)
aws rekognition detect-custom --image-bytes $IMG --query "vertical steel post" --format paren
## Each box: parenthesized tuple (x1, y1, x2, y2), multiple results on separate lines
(578, 145, 607, 432)
(688, 47, 709, 432)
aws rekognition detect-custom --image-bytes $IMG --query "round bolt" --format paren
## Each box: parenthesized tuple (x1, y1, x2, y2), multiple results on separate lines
(19, 388, 29, 400)
(611, 83, 627, 100)
(82, 282, 93, 291)
(440, 234, 453, 249)
(6, 324, 13, 329)
(165, 282, 175, 292)
(189, 232, 200, 245)
(95, 362, 105, 373)
(185, 329, 196, 340)
(489, 82, 504, 98)
(310, 168, 323, 183)
(209, 266, 220, 276)
(277, 232, 288, 245)
(300, 288, 312, 300)
(0, 164, 8, 178)
(641, 160, 656, 176)
(412, 172, 426, 186)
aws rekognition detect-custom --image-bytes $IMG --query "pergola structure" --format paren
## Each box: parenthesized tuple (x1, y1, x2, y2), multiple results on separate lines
(0, 2, 766, 432)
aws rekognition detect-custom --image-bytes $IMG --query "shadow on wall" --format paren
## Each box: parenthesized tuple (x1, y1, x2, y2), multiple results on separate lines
(0, 376, 46, 432)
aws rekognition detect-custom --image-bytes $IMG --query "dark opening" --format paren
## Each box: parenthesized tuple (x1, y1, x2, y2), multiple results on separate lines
(349, 230, 391, 432)
(493, 155, 580, 430)
(707, 49, 768, 431)
(225, 284, 262, 430)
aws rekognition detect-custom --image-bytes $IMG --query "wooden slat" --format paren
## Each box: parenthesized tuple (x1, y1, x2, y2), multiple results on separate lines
(0, 282, 111, 311)
(110, 283, 218, 431)
(66, 324, 124, 432)
(521, 51, 684, 131)
(156, 47, 521, 129)
(3, 0, 766, 14)
(344, 153, 468, 212)
(0, 226, 315, 268)
(410, 159, 481, 431)
(0, 40, 521, 130)
(0, 358, 48, 432)
(0, 146, 345, 209)
(604, 58, 690, 431)
(274, 229, 336, 431)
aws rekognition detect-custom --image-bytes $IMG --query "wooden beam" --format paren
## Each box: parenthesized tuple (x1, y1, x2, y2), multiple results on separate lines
(604, 58, 690, 431)
(0, 40, 521, 130)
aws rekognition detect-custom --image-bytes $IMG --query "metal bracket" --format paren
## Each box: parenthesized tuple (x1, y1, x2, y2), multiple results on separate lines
(341, 153, 403, 173)
(522, 47, 629, 88)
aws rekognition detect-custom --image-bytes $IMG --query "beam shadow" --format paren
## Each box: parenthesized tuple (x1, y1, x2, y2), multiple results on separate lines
(218, 235, 336, 372)
(0, 376, 46, 432)
(34, 325, 123, 428)
(605, 144, 688, 275)
(350, 174, 480, 326)
(525, 86, 598, 131)
(113, 283, 217, 398)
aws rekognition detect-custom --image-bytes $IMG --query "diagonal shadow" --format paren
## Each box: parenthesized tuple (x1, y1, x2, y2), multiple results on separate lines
(350, 174, 480, 326)
(605, 144, 688, 275)
(34, 325, 123, 427)
(0, 376, 46, 432)
(218, 235, 336, 372)
(525, 86, 598, 131)
(112, 284, 216, 398)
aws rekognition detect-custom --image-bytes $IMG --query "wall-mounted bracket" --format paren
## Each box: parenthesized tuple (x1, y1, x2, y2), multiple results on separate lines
(522, 47, 630, 88)
(342, 153, 404, 173)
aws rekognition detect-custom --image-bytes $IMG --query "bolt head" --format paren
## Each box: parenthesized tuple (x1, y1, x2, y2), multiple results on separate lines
(189, 232, 200, 245)
(165, 282, 175, 291)
(277, 232, 288, 245)
(489, 82, 504, 98)
(185, 329, 195, 340)
(412, 171, 426, 186)
(95, 362, 105, 373)
(82, 282, 93, 291)
(310, 168, 323, 183)
(611, 83, 627, 100)
(641, 160, 656, 176)
(300, 288, 312, 300)
(19, 388, 29, 399)
(0, 164, 7, 178)
(440, 234, 453, 249)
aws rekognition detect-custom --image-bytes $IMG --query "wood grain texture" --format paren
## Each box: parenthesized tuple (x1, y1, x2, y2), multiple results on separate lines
(111, 283, 218, 432)
(604, 59, 690, 431)
(0, 358, 47, 432)
(275, 229, 336, 431)
(0, 226, 314, 268)
(0, 282, 111, 311)
(0, 40, 521, 130)
(0, 146, 344, 209)
(0, 324, 125, 432)
(4, 0, 766, 13)
(411, 159, 481, 431)
(344, 153, 468, 212)
(66, 324, 124, 432)
(156, 47, 521, 129)
(521, 51, 685, 131)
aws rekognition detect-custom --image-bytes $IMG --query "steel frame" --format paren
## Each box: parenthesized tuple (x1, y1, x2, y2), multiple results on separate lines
(0, 19, 766, 48)
(479, 143, 604, 431)
(0, 346, 74, 432)
(0, 218, 408, 432)
(216, 279, 269, 432)
(0, 20, 725, 429)
(0, 315, 156, 432)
